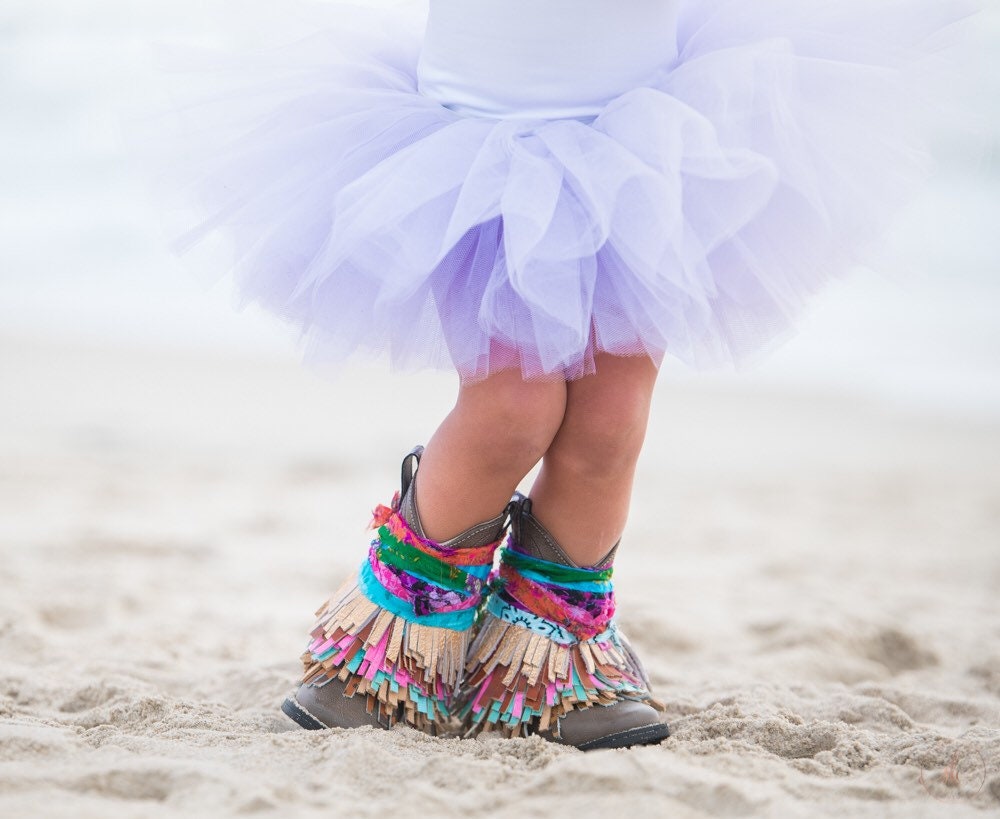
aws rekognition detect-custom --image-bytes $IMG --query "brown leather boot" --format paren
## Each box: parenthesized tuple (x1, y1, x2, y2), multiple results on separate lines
(282, 446, 511, 734)
(461, 497, 669, 750)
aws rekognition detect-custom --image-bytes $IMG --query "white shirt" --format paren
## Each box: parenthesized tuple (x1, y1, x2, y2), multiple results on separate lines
(417, 0, 679, 120)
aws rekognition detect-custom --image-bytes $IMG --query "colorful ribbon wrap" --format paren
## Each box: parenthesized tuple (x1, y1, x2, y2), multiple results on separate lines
(300, 502, 502, 729)
(462, 542, 658, 736)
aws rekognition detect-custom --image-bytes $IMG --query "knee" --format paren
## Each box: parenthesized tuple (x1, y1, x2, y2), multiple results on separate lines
(459, 376, 566, 468)
(551, 380, 653, 476)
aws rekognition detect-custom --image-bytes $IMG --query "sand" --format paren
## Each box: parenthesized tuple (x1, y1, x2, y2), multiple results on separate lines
(1, 333, 998, 818)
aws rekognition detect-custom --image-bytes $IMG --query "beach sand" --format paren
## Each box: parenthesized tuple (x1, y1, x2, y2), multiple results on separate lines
(1, 333, 998, 817)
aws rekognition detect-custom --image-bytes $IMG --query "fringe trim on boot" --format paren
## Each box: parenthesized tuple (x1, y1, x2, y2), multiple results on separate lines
(460, 596, 662, 737)
(299, 504, 500, 731)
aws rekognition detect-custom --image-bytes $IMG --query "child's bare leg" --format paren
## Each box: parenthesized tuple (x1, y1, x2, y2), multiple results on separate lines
(462, 353, 669, 748)
(286, 370, 565, 733)
(415, 368, 567, 541)
(529, 353, 658, 566)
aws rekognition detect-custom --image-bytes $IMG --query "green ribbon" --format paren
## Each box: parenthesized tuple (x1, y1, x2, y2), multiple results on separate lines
(500, 548, 613, 584)
(375, 526, 474, 593)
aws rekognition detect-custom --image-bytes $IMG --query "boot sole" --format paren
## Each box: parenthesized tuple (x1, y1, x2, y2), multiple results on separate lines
(281, 696, 328, 731)
(283, 694, 670, 750)
(576, 721, 671, 751)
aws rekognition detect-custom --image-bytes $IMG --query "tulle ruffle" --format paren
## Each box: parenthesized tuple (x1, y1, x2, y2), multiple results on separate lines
(152, 0, 980, 380)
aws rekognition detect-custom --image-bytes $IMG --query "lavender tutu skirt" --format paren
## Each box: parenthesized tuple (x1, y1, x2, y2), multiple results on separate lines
(158, 0, 979, 380)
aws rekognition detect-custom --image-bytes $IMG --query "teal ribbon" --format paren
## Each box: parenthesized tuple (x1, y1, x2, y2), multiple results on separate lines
(358, 559, 480, 631)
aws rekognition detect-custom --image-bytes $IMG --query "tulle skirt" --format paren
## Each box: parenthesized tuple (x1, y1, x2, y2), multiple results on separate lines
(153, 0, 981, 380)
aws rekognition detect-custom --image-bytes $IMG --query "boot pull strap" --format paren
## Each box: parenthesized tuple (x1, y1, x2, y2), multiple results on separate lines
(502, 492, 528, 540)
(400, 445, 425, 500)
(508, 493, 530, 544)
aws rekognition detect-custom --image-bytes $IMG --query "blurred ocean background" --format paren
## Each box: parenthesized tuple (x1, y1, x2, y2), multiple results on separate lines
(2, 0, 998, 417)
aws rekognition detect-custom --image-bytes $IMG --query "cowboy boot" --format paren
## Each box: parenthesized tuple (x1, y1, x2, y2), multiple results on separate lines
(282, 446, 511, 734)
(461, 496, 670, 750)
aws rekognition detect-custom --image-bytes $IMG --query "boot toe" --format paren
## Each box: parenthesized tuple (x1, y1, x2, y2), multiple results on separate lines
(544, 699, 669, 751)
(283, 680, 387, 731)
